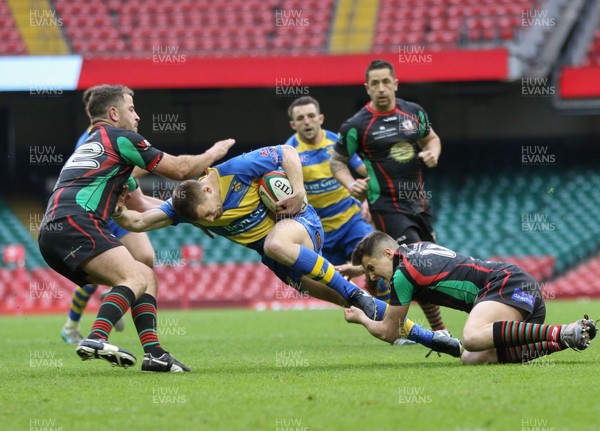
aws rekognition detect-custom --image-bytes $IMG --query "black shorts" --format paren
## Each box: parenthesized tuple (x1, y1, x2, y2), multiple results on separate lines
(475, 264, 546, 323)
(38, 213, 122, 286)
(371, 211, 436, 244)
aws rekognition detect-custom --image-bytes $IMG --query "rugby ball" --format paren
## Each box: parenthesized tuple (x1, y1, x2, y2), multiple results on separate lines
(258, 171, 308, 213)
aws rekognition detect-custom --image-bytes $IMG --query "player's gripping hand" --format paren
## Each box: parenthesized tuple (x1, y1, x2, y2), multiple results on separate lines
(418, 150, 438, 168)
(335, 263, 365, 280)
(275, 190, 307, 216)
(349, 177, 369, 201)
(344, 306, 367, 324)
(112, 185, 130, 218)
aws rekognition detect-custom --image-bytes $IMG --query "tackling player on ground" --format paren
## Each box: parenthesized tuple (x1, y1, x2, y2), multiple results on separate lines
(343, 231, 597, 364)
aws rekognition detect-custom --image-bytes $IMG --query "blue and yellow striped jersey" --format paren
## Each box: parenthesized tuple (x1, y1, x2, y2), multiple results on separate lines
(284, 130, 363, 233)
(159, 146, 286, 247)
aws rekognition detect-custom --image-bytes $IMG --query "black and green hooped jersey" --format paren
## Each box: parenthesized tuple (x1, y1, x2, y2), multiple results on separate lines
(389, 242, 514, 312)
(335, 98, 432, 214)
(43, 124, 163, 223)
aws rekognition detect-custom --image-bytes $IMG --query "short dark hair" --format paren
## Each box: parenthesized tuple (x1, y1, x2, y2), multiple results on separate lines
(88, 84, 134, 123)
(172, 180, 206, 221)
(82, 85, 103, 120)
(351, 231, 397, 266)
(365, 59, 396, 83)
(287, 96, 320, 120)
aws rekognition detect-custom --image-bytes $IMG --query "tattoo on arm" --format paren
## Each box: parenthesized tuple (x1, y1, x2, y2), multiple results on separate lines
(330, 152, 349, 174)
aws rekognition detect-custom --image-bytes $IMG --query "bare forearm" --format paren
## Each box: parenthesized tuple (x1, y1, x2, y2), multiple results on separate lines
(134, 195, 166, 212)
(422, 138, 441, 158)
(330, 154, 354, 188)
(113, 209, 172, 232)
(113, 210, 146, 232)
(125, 187, 164, 213)
(156, 138, 236, 181)
(355, 164, 368, 178)
(132, 166, 148, 180)
(420, 130, 442, 160)
(281, 146, 305, 197)
(174, 154, 216, 179)
(359, 316, 396, 343)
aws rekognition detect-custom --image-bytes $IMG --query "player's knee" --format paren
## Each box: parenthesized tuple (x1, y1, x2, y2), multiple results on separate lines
(461, 350, 497, 365)
(135, 250, 155, 268)
(124, 266, 151, 295)
(263, 235, 289, 260)
(460, 351, 481, 365)
(461, 329, 483, 352)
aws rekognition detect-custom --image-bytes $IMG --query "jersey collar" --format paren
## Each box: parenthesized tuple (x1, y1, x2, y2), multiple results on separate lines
(366, 101, 397, 116)
(295, 130, 326, 148)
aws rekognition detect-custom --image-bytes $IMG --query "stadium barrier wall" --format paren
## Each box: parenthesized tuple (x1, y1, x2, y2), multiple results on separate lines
(0, 50, 509, 91)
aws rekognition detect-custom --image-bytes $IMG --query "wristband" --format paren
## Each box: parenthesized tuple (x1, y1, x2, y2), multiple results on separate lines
(347, 182, 356, 192)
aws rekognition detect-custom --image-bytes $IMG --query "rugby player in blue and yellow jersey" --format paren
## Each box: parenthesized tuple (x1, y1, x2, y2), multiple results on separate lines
(285, 96, 391, 303)
(113, 146, 462, 357)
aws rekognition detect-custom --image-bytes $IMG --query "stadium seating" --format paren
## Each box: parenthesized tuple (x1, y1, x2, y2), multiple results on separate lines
(546, 252, 600, 298)
(373, 0, 542, 51)
(582, 28, 600, 67)
(430, 167, 600, 275)
(52, 0, 334, 57)
(1, 0, 541, 57)
(0, 0, 26, 54)
(0, 199, 46, 269)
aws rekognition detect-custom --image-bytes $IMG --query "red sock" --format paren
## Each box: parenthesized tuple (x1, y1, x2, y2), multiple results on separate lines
(88, 285, 136, 340)
(419, 302, 446, 331)
(492, 321, 562, 348)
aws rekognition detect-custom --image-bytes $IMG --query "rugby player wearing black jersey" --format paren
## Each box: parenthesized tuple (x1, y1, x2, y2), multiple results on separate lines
(38, 84, 235, 371)
(61, 85, 161, 346)
(344, 231, 596, 364)
(331, 59, 445, 332)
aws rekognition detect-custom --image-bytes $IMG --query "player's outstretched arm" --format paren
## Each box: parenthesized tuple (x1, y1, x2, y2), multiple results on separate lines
(344, 304, 409, 343)
(113, 208, 173, 232)
(125, 187, 165, 213)
(276, 145, 307, 215)
(154, 138, 236, 180)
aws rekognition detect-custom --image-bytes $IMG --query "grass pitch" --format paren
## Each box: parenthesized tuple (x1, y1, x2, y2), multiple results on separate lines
(2, 300, 599, 431)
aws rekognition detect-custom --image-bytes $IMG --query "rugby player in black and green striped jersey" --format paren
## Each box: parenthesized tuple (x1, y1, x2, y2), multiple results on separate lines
(343, 231, 596, 364)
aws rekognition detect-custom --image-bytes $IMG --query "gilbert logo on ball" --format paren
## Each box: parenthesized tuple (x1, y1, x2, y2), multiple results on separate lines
(258, 171, 308, 212)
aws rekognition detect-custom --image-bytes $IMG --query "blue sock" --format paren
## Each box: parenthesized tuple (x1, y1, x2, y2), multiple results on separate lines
(375, 278, 391, 303)
(68, 284, 98, 322)
(406, 319, 434, 347)
(373, 297, 389, 322)
(291, 245, 358, 301)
